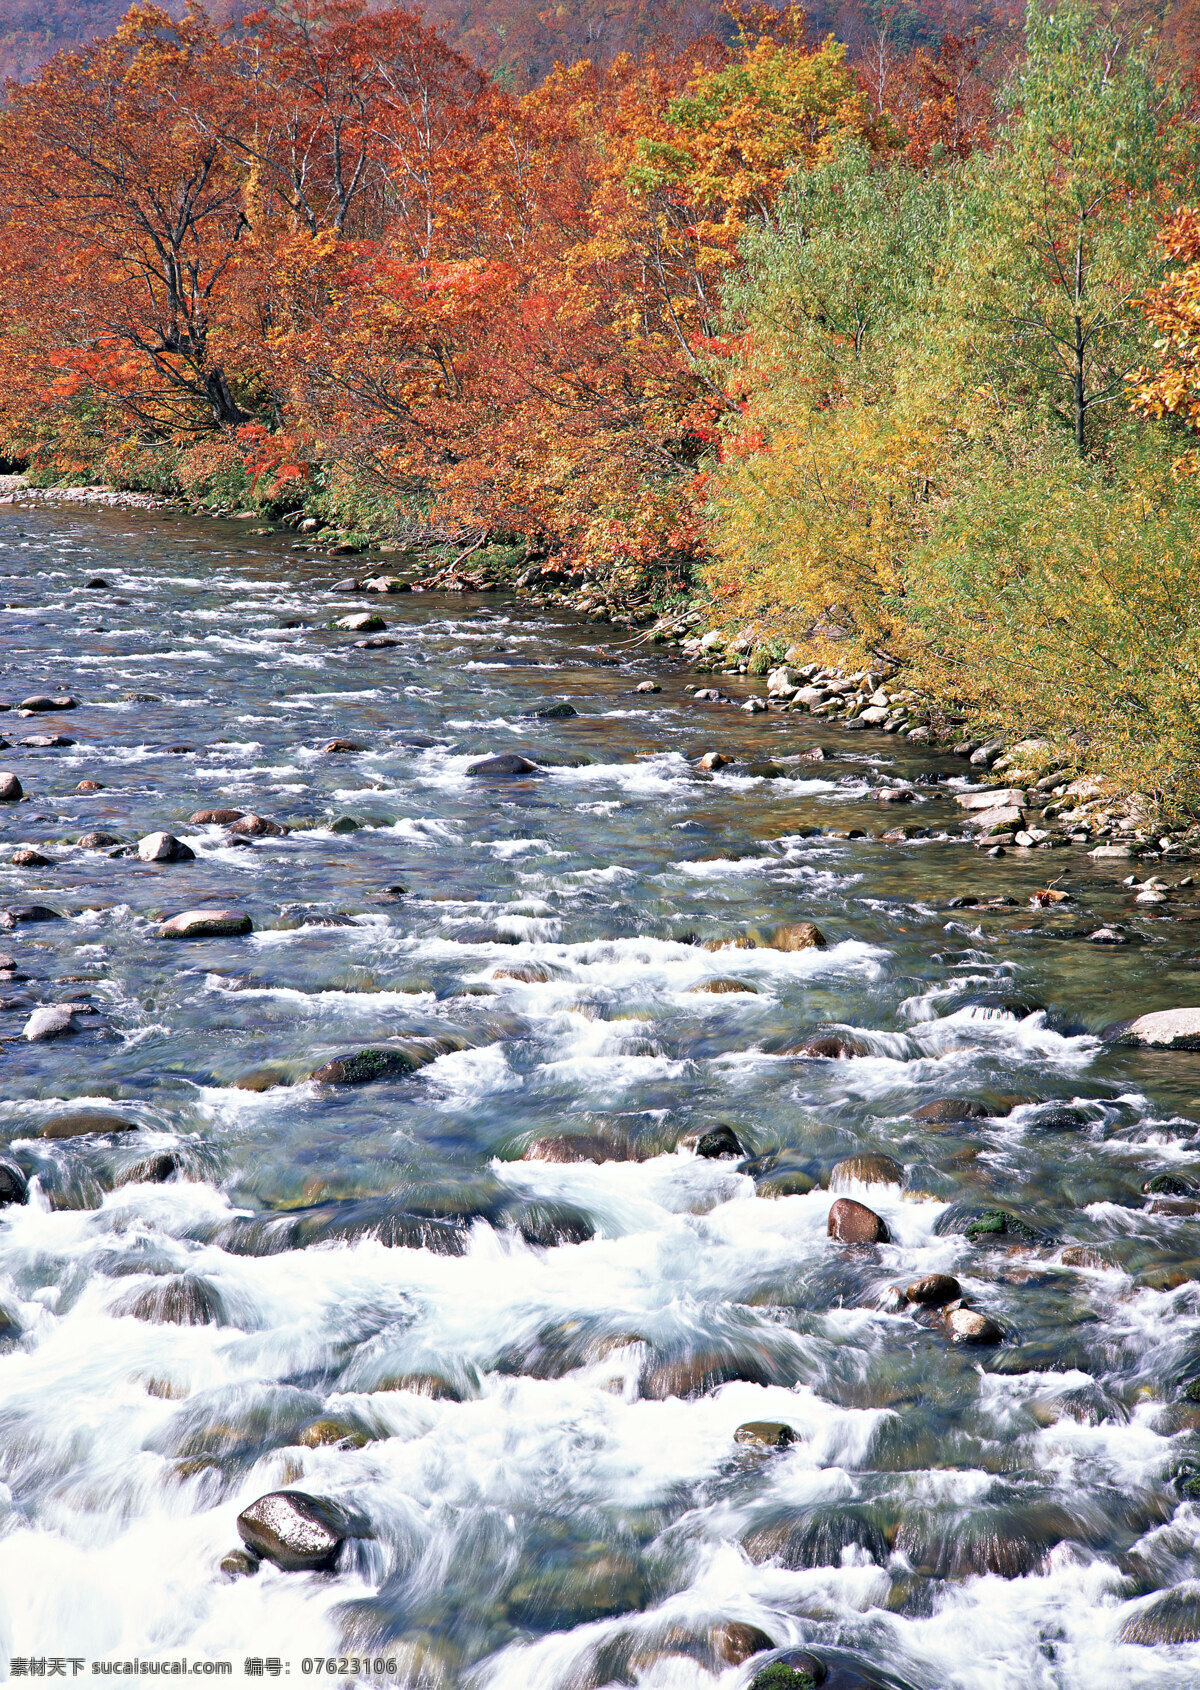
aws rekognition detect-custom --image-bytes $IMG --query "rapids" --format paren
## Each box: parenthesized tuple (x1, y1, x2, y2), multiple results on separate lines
(0, 505, 1199, 1687)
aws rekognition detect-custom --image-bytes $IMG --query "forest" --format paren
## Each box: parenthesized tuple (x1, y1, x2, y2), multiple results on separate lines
(4, 0, 1200, 801)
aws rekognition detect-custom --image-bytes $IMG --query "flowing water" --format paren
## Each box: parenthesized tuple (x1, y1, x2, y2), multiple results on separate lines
(2, 505, 1200, 1688)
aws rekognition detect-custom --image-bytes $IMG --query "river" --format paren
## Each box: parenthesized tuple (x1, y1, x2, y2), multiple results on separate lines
(0, 504, 1199, 1688)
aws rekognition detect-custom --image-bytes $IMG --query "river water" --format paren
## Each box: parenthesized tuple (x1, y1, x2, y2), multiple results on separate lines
(1, 505, 1200, 1688)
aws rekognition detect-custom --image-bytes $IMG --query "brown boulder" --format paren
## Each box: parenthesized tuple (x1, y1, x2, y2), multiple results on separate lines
(905, 1273, 961, 1307)
(830, 1154, 903, 1188)
(828, 1197, 889, 1244)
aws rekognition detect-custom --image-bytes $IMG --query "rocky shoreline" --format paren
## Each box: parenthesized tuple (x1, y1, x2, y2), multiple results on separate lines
(4, 474, 1186, 860)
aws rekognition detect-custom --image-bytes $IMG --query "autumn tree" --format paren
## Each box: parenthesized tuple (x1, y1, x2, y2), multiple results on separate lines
(0, 4, 252, 436)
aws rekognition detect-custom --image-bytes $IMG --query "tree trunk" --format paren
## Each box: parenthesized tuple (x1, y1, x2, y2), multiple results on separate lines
(204, 368, 246, 428)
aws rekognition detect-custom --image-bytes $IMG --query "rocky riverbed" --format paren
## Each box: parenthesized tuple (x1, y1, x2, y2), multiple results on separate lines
(1, 502, 1200, 1685)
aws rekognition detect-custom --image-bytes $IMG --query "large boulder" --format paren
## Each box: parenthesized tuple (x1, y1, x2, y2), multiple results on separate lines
(236, 1492, 345, 1571)
(334, 612, 386, 632)
(828, 1197, 889, 1243)
(0, 773, 22, 802)
(188, 808, 244, 825)
(956, 787, 1027, 811)
(159, 908, 252, 939)
(1108, 1008, 1200, 1050)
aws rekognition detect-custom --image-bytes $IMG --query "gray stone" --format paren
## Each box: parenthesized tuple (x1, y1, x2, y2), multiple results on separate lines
(24, 1005, 77, 1041)
(137, 832, 195, 863)
(0, 773, 22, 802)
(335, 612, 385, 632)
(956, 788, 1028, 810)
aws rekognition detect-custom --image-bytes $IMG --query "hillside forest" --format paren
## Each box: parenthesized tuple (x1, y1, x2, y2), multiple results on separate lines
(5, 2, 1200, 802)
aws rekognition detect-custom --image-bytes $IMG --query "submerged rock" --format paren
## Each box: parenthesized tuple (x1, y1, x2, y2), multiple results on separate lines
(42, 1110, 137, 1138)
(686, 1125, 744, 1159)
(309, 1047, 421, 1085)
(116, 1152, 182, 1186)
(521, 1134, 635, 1164)
(750, 1655, 827, 1690)
(911, 1097, 990, 1124)
(783, 1031, 870, 1059)
(734, 1421, 797, 1451)
(1117, 1585, 1200, 1645)
(137, 831, 194, 863)
(159, 908, 252, 939)
(828, 1197, 889, 1244)
(524, 701, 577, 719)
(830, 1154, 903, 1188)
(905, 1273, 961, 1307)
(771, 922, 826, 951)
(189, 808, 244, 825)
(20, 695, 76, 712)
(466, 753, 544, 777)
(690, 976, 758, 994)
(323, 739, 365, 754)
(114, 1275, 225, 1326)
(744, 1506, 889, 1570)
(2, 904, 62, 925)
(711, 1623, 776, 1666)
(236, 1492, 345, 1571)
(227, 813, 288, 837)
(11, 849, 51, 868)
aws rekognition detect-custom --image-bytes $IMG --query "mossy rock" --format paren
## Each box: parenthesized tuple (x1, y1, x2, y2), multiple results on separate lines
(750, 1665, 817, 1690)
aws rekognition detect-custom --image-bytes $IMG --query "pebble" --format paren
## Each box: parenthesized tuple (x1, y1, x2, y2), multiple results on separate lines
(158, 908, 252, 939)
(0, 773, 22, 802)
(827, 1197, 890, 1243)
(236, 1492, 344, 1572)
(24, 1004, 77, 1041)
(137, 832, 195, 863)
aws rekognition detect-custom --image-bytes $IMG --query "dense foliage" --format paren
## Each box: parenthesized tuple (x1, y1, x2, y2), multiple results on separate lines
(708, 1, 1200, 809)
(5, 1, 1200, 804)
